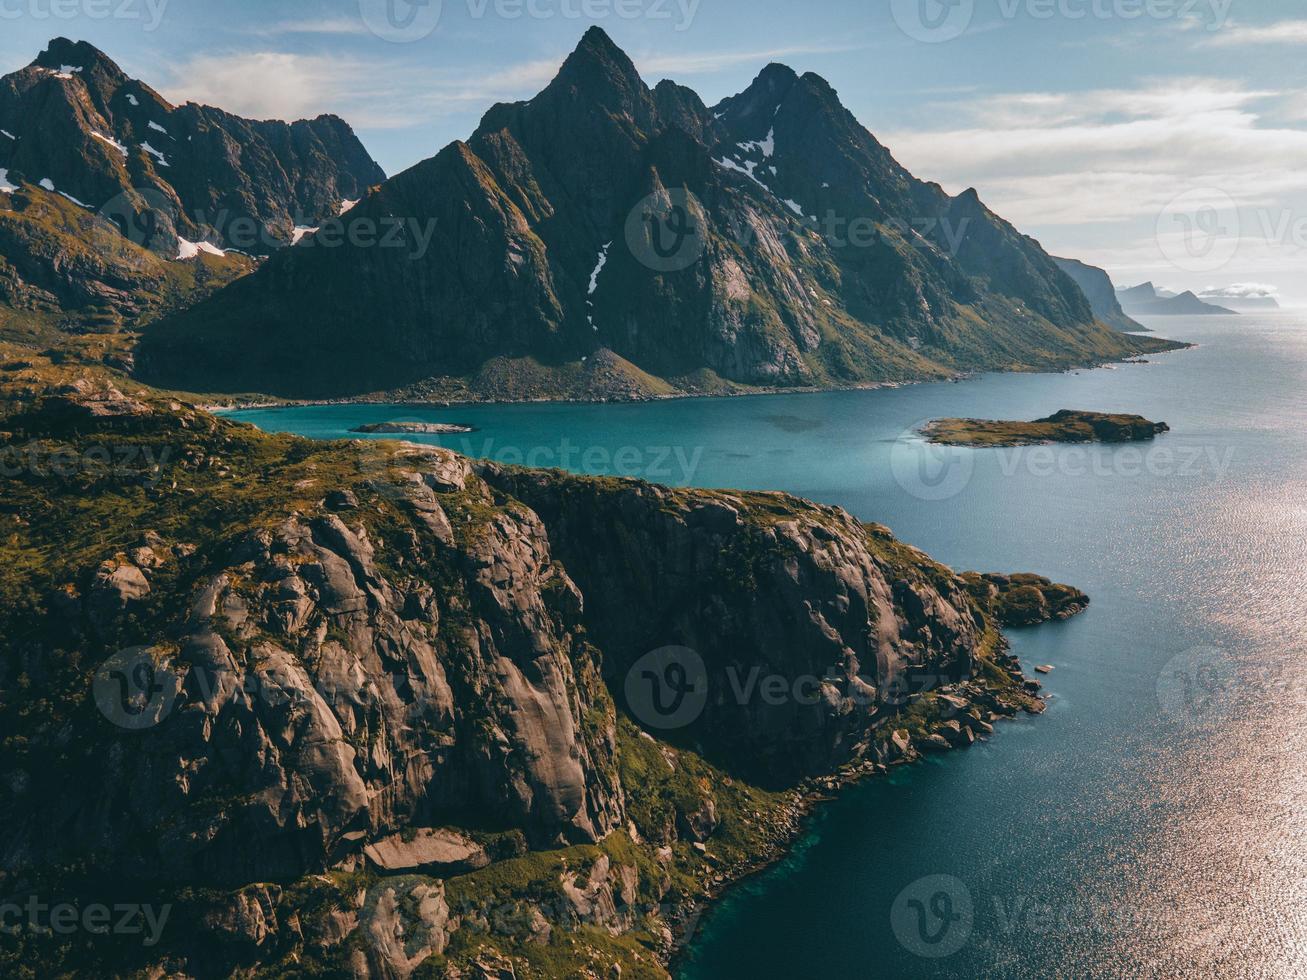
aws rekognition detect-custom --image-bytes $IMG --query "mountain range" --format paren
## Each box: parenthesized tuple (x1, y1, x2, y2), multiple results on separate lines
(133, 28, 1178, 400)
(0, 38, 384, 331)
(1116, 281, 1237, 316)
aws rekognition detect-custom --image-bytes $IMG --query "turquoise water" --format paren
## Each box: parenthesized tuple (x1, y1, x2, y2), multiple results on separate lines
(229, 315, 1307, 978)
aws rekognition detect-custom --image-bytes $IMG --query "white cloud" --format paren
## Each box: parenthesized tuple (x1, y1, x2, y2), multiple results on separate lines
(1199, 282, 1280, 298)
(159, 51, 560, 128)
(246, 18, 373, 37)
(1199, 19, 1307, 46)
(874, 78, 1307, 300)
(878, 80, 1307, 225)
(637, 41, 868, 78)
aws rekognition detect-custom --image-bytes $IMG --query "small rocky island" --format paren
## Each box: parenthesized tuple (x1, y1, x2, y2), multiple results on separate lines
(350, 420, 476, 435)
(925, 409, 1169, 447)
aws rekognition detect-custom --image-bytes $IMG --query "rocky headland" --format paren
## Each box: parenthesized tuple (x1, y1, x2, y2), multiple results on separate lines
(0, 347, 1087, 978)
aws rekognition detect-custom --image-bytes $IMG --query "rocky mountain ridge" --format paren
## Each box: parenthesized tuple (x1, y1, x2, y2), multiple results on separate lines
(1117, 281, 1236, 316)
(137, 27, 1179, 400)
(0, 38, 384, 329)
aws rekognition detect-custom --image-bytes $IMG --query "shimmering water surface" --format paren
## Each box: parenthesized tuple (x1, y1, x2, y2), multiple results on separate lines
(229, 315, 1307, 979)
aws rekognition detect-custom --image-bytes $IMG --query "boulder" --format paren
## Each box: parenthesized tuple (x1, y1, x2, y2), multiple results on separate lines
(363, 829, 490, 876)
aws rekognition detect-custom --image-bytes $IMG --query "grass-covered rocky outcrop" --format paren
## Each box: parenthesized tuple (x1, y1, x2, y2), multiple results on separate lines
(924, 409, 1169, 447)
(0, 347, 1082, 978)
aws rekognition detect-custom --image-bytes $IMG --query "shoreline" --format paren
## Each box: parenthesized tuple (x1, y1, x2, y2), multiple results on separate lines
(202, 344, 1193, 416)
(662, 649, 1050, 974)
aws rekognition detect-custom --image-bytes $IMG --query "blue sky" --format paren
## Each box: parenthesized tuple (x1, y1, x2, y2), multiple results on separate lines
(3, 0, 1306, 302)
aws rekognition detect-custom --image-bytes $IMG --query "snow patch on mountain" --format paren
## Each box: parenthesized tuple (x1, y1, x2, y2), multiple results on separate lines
(92, 131, 128, 156)
(737, 127, 775, 158)
(177, 237, 226, 260)
(714, 156, 768, 190)
(586, 241, 612, 329)
(141, 141, 169, 167)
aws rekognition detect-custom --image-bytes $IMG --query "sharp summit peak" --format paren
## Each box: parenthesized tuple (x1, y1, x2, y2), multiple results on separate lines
(34, 36, 118, 70)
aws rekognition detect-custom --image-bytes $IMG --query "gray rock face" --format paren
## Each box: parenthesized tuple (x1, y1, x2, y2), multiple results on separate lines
(5, 443, 1013, 901)
(1053, 256, 1145, 332)
(363, 829, 490, 875)
(476, 464, 984, 780)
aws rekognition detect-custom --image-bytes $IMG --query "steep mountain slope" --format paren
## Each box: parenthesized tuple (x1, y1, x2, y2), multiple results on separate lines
(1053, 256, 1145, 332)
(0, 181, 253, 336)
(0, 347, 1078, 977)
(137, 28, 1175, 400)
(0, 38, 384, 329)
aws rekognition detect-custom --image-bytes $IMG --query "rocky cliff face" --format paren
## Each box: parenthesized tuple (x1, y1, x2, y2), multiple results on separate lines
(1052, 256, 1145, 332)
(0, 38, 383, 326)
(136, 28, 1174, 400)
(0, 351, 1079, 977)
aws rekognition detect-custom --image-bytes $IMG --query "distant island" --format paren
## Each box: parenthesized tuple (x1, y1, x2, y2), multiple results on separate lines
(925, 409, 1170, 447)
(1117, 282, 1236, 316)
(350, 421, 476, 434)
(1197, 288, 1280, 312)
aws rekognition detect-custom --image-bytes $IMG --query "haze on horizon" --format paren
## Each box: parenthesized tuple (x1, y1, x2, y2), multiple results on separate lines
(1, 0, 1303, 303)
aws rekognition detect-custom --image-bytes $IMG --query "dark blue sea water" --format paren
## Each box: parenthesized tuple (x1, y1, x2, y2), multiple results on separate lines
(229, 315, 1307, 978)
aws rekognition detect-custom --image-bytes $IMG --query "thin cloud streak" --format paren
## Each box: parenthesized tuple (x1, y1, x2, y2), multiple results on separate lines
(159, 51, 561, 128)
(1198, 19, 1307, 46)
(637, 41, 869, 77)
(245, 18, 374, 38)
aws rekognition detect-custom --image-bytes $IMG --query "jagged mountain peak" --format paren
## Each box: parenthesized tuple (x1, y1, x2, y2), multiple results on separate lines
(552, 26, 646, 97)
(136, 28, 1169, 398)
(712, 63, 798, 132)
(32, 36, 121, 75)
(0, 37, 385, 324)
